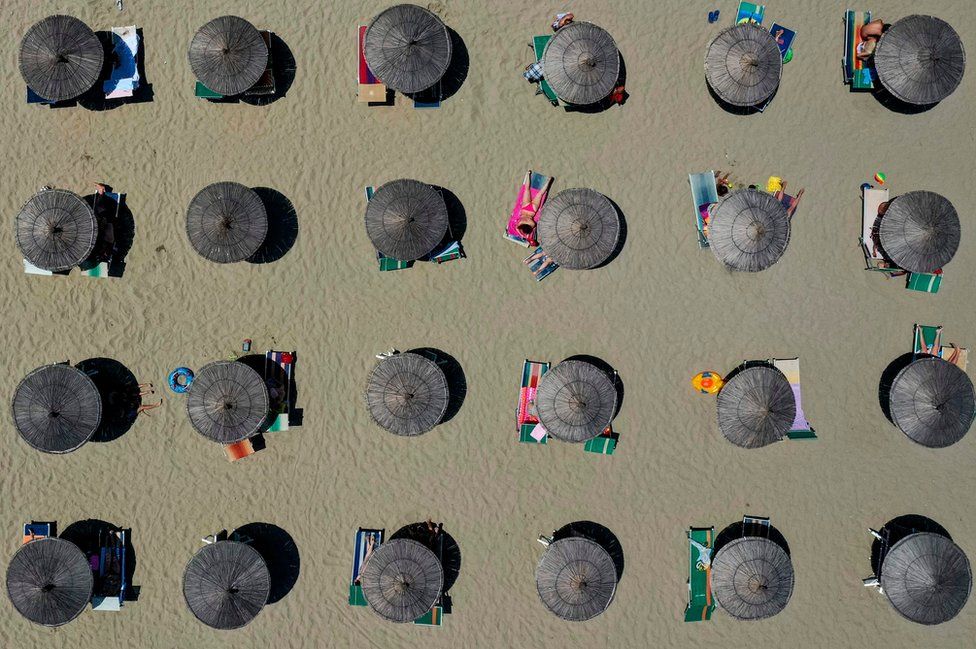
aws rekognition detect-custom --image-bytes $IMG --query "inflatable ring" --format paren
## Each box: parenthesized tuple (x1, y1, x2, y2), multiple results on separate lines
(692, 371, 724, 394)
(168, 367, 194, 394)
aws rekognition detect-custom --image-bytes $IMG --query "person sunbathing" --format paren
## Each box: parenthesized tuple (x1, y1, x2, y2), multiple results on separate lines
(136, 399, 162, 415)
(774, 182, 805, 218)
(524, 249, 556, 277)
(515, 176, 554, 239)
(857, 19, 886, 60)
(552, 13, 574, 31)
(354, 534, 376, 585)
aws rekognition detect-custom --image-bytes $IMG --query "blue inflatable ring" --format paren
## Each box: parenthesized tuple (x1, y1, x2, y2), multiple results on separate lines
(168, 367, 194, 393)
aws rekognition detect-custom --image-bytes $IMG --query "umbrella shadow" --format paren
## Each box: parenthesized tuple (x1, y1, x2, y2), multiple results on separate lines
(878, 353, 917, 424)
(564, 54, 628, 114)
(76, 357, 143, 443)
(722, 359, 775, 385)
(870, 514, 951, 575)
(564, 355, 623, 417)
(60, 519, 137, 601)
(553, 521, 625, 580)
(82, 189, 136, 278)
(391, 522, 462, 593)
(247, 187, 299, 264)
(593, 198, 627, 269)
(232, 523, 300, 604)
(714, 519, 791, 557)
(242, 33, 298, 106)
(870, 85, 938, 114)
(409, 348, 466, 424)
(706, 80, 774, 116)
(432, 185, 467, 246)
(403, 27, 468, 105)
(77, 30, 155, 111)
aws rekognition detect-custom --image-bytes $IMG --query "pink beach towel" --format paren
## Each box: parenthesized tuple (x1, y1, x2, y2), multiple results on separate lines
(506, 171, 551, 246)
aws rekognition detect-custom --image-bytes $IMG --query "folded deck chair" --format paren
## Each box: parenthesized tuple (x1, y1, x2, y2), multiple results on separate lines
(505, 171, 551, 247)
(244, 31, 276, 97)
(772, 358, 816, 439)
(532, 36, 559, 105)
(22, 521, 53, 545)
(224, 438, 255, 462)
(906, 271, 942, 294)
(265, 350, 294, 431)
(685, 527, 716, 622)
(689, 172, 718, 249)
(365, 186, 412, 271)
(583, 425, 618, 455)
(517, 360, 550, 444)
(525, 247, 558, 282)
(844, 11, 876, 90)
(735, 2, 765, 24)
(350, 528, 384, 606)
(357, 26, 388, 103)
(104, 26, 140, 99)
(861, 186, 901, 274)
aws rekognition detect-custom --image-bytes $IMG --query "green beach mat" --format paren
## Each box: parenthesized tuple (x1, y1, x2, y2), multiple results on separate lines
(685, 527, 715, 622)
(532, 36, 559, 105)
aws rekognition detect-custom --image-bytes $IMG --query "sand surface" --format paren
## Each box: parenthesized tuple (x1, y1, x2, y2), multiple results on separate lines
(1, 0, 975, 647)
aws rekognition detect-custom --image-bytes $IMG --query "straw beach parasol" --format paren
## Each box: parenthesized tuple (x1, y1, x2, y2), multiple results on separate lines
(705, 23, 782, 107)
(888, 356, 975, 448)
(716, 366, 795, 448)
(183, 541, 270, 629)
(19, 15, 103, 102)
(186, 182, 268, 263)
(536, 537, 617, 621)
(542, 22, 620, 105)
(363, 4, 452, 94)
(16, 189, 97, 272)
(188, 16, 268, 96)
(365, 353, 448, 436)
(712, 537, 794, 620)
(878, 191, 960, 274)
(12, 363, 102, 454)
(364, 179, 448, 261)
(6, 537, 93, 627)
(875, 15, 966, 106)
(361, 538, 443, 623)
(709, 189, 791, 271)
(879, 533, 971, 625)
(534, 360, 616, 443)
(186, 361, 270, 444)
(536, 189, 620, 269)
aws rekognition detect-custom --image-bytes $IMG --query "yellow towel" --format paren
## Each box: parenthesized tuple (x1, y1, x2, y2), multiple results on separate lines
(766, 176, 783, 193)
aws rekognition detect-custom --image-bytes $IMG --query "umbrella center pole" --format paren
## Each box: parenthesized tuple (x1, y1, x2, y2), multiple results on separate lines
(219, 217, 233, 232)
(740, 53, 759, 70)
(42, 583, 55, 592)
(394, 575, 410, 594)
(747, 576, 767, 593)
(48, 410, 60, 419)
(222, 401, 234, 410)
(228, 586, 239, 594)
(748, 222, 766, 242)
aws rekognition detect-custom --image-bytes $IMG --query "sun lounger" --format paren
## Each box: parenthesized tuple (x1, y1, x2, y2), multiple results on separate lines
(685, 527, 715, 622)
(22, 521, 53, 545)
(412, 81, 442, 109)
(861, 186, 897, 273)
(735, 2, 765, 24)
(426, 240, 463, 263)
(91, 529, 127, 611)
(906, 271, 942, 294)
(103, 26, 140, 99)
(772, 358, 816, 439)
(224, 438, 255, 462)
(743, 515, 771, 536)
(350, 528, 384, 606)
(770, 23, 796, 61)
(505, 171, 551, 246)
(80, 191, 124, 278)
(195, 81, 224, 99)
(689, 172, 718, 249)
(244, 31, 276, 97)
(844, 11, 876, 90)
(583, 425, 618, 455)
(517, 360, 549, 444)
(525, 247, 558, 281)
(531, 36, 559, 106)
(414, 606, 444, 626)
(358, 25, 388, 103)
(265, 351, 294, 431)
(913, 324, 968, 370)
(27, 87, 53, 105)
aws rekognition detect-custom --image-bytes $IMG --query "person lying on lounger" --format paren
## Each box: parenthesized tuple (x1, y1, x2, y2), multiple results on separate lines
(774, 182, 805, 218)
(515, 176, 554, 239)
(524, 249, 556, 277)
(552, 13, 574, 31)
(856, 19, 886, 60)
(354, 534, 376, 585)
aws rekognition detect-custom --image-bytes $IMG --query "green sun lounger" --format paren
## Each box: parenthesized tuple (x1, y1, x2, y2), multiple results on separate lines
(583, 426, 618, 455)
(532, 36, 559, 106)
(195, 81, 224, 99)
(906, 272, 942, 294)
(685, 527, 715, 622)
(914, 324, 942, 355)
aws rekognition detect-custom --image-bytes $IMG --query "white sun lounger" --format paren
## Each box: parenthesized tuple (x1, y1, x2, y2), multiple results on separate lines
(104, 26, 140, 99)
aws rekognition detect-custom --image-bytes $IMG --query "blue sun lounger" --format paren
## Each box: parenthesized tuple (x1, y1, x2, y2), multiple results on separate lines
(689, 172, 718, 249)
(349, 528, 384, 606)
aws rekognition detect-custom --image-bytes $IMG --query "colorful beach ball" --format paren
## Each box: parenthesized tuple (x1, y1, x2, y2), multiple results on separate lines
(692, 371, 724, 394)
(874, 172, 886, 185)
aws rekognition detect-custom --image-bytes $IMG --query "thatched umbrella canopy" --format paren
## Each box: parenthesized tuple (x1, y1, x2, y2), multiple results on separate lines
(365, 353, 448, 436)
(16, 190, 97, 272)
(879, 191, 960, 273)
(186, 361, 270, 444)
(188, 16, 268, 96)
(536, 537, 617, 622)
(875, 15, 966, 106)
(19, 15, 103, 102)
(6, 537, 93, 627)
(364, 179, 448, 261)
(889, 356, 975, 448)
(361, 538, 443, 623)
(535, 360, 616, 443)
(709, 189, 791, 272)
(536, 189, 620, 269)
(716, 366, 795, 448)
(363, 4, 452, 94)
(186, 182, 268, 263)
(12, 363, 101, 454)
(542, 22, 620, 105)
(712, 537, 794, 620)
(880, 532, 971, 625)
(705, 23, 782, 107)
(183, 541, 270, 630)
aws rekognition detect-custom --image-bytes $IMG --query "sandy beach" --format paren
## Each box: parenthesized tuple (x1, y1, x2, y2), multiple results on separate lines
(1, 0, 976, 647)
